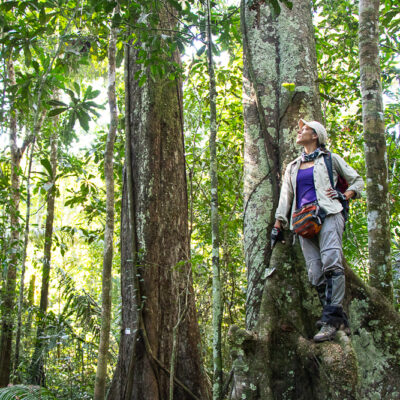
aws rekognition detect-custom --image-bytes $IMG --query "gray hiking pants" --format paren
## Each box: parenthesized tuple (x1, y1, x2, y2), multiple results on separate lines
(299, 212, 345, 307)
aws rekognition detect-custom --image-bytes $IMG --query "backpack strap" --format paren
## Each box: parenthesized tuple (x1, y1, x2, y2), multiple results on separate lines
(323, 152, 349, 223)
(323, 152, 335, 189)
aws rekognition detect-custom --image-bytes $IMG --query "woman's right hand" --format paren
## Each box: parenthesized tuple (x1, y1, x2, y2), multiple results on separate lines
(271, 220, 285, 249)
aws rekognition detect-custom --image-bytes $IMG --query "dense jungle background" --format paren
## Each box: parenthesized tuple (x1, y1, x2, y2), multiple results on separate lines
(0, 0, 399, 398)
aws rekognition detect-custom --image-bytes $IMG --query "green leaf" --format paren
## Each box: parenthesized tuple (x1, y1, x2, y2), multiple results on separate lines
(73, 82, 80, 96)
(64, 88, 75, 100)
(79, 56, 90, 66)
(47, 99, 68, 107)
(89, 109, 101, 117)
(112, 13, 122, 28)
(381, 9, 399, 25)
(77, 111, 90, 131)
(40, 158, 53, 178)
(138, 74, 147, 87)
(150, 64, 161, 78)
(81, 100, 100, 109)
(0, 1, 18, 11)
(197, 45, 206, 57)
(270, 0, 281, 16)
(48, 107, 68, 117)
(85, 88, 100, 100)
(283, 0, 293, 10)
(211, 42, 220, 57)
(176, 39, 185, 53)
(32, 58, 41, 70)
(39, 7, 46, 24)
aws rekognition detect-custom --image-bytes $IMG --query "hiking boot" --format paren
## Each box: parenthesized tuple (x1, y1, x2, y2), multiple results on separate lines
(313, 323, 337, 342)
(316, 320, 351, 334)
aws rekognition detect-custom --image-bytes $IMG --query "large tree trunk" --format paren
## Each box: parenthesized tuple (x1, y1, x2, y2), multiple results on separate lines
(359, 0, 393, 300)
(94, 16, 118, 400)
(230, 1, 400, 399)
(242, 0, 321, 329)
(108, 6, 209, 400)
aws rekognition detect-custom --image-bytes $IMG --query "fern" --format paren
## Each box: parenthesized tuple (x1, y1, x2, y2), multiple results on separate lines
(56, 266, 101, 337)
(0, 385, 57, 400)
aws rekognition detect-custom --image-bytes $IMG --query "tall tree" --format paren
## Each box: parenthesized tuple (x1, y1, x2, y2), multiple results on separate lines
(228, 0, 400, 398)
(94, 12, 118, 400)
(206, 0, 223, 398)
(0, 57, 21, 387)
(29, 129, 58, 385)
(108, 4, 210, 399)
(359, 0, 393, 300)
(0, 57, 35, 387)
(241, 0, 321, 329)
(14, 140, 35, 381)
(0, 5, 73, 382)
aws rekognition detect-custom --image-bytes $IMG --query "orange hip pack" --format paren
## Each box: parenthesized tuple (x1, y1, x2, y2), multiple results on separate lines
(292, 202, 325, 239)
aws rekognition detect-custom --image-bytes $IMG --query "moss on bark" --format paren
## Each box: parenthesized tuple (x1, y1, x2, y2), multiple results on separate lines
(230, 248, 400, 399)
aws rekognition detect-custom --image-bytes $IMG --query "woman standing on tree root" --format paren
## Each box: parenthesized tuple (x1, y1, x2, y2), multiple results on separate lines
(271, 119, 364, 342)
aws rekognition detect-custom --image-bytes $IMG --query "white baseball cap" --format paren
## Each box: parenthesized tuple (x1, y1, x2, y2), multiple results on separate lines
(299, 119, 327, 145)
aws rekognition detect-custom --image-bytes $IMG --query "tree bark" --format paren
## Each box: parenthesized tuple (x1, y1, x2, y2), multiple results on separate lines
(206, 0, 222, 398)
(0, 34, 55, 384)
(359, 0, 393, 300)
(0, 57, 21, 387)
(231, 0, 400, 398)
(107, 6, 210, 400)
(13, 140, 35, 382)
(242, 0, 321, 329)
(25, 275, 36, 336)
(29, 130, 58, 385)
(94, 15, 118, 400)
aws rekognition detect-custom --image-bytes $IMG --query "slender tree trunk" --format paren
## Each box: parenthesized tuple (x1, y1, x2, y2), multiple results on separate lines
(94, 16, 118, 400)
(108, 5, 210, 399)
(29, 131, 58, 385)
(13, 140, 35, 382)
(25, 275, 36, 336)
(0, 37, 52, 384)
(359, 0, 393, 300)
(206, 1, 222, 398)
(0, 57, 21, 387)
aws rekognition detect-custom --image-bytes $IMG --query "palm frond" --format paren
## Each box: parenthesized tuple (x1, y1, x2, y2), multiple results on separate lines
(0, 385, 57, 400)
(56, 267, 101, 337)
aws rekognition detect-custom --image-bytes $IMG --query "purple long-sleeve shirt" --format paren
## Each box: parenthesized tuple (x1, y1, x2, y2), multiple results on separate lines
(296, 167, 317, 209)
